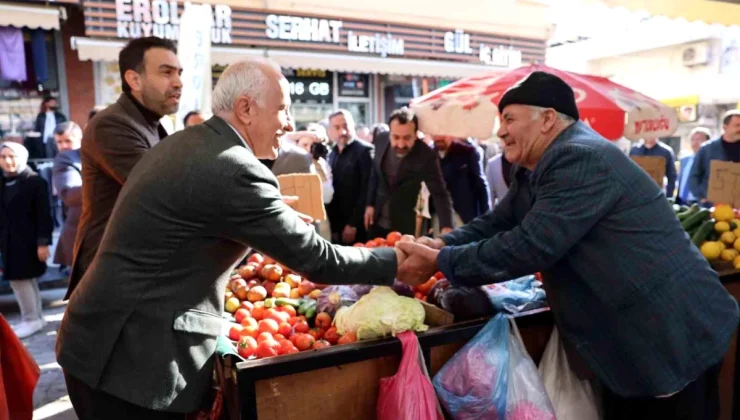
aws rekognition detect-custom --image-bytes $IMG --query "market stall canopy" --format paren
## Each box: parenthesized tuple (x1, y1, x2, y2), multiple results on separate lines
(0, 2, 64, 30)
(410, 64, 678, 141)
(70, 37, 504, 79)
(577, 0, 740, 27)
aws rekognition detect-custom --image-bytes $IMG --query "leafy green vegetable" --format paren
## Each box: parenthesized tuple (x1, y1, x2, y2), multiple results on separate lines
(333, 287, 428, 340)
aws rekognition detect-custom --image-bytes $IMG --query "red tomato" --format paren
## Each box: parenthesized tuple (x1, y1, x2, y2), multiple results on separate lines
(228, 325, 243, 341)
(294, 320, 309, 334)
(258, 319, 279, 335)
(337, 331, 358, 345)
(247, 253, 265, 266)
(313, 339, 331, 349)
(323, 327, 340, 345)
(277, 339, 297, 355)
(241, 317, 258, 329)
(284, 346, 300, 355)
(278, 322, 293, 337)
(386, 231, 402, 246)
(353, 243, 365, 247)
(257, 332, 274, 344)
(308, 328, 323, 341)
(239, 325, 259, 339)
(234, 308, 249, 324)
(264, 309, 283, 324)
(315, 312, 332, 330)
(273, 334, 286, 342)
(237, 336, 258, 358)
(365, 240, 378, 248)
(294, 334, 315, 351)
(433, 271, 445, 280)
(255, 340, 279, 359)
(287, 316, 299, 326)
(276, 305, 297, 318)
(250, 303, 265, 321)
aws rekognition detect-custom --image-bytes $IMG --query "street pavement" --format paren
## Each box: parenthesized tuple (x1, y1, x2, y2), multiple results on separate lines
(1, 287, 78, 420)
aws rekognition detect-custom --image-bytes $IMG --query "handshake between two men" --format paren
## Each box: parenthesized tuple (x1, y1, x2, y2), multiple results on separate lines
(392, 235, 447, 287)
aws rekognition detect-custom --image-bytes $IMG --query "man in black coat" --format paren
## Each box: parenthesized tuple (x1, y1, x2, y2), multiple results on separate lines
(364, 107, 454, 237)
(32, 95, 67, 159)
(326, 109, 373, 244)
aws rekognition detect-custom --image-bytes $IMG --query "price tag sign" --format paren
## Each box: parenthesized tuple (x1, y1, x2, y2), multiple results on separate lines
(631, 156, 666, 186)
(707, 160, 740, 207)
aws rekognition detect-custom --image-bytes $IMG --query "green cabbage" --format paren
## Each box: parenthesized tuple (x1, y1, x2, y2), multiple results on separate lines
(333, 286, 428, 340)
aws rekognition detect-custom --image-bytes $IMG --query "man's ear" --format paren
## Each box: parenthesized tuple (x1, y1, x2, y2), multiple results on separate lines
(234, 96, 256, 125)
(124, 69, 141, 93)
(542, 109, 558, 132)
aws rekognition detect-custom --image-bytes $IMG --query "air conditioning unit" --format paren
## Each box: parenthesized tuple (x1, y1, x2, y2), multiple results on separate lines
(682, 43, 710, 67)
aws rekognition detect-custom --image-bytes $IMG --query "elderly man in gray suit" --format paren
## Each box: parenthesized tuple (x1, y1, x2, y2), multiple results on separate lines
(56, 58, 404, 419)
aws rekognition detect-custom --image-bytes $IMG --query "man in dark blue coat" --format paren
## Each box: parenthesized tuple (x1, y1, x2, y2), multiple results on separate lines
(432, 135, 490, 224)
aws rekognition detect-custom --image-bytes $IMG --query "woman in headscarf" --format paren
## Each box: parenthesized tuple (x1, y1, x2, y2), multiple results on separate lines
(0, 142, 53, 338)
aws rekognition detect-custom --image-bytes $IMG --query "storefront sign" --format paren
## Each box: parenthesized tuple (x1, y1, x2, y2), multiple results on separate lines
(347, 31, 404, 57)
(265, 14, 342, 43)
(479, 44, 522, 68)
(338, 73, 369, 97)
(283, 69, 333, 103)
(631, 156, 666, 186)
(444, 30, 473, 54)
(115, 0, 233, 44)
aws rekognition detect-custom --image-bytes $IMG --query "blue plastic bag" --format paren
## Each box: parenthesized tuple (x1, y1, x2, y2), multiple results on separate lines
(433, 314, 555, 420)
(484, 275, 547, 314)
(433, 314, 509, 419)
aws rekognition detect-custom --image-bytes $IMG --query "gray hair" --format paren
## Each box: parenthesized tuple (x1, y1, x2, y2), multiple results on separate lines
(528, 105, 576, 124)
(688, 126, 712, 141)
(54, 121, 82, 138)
(211, 58, 280, 114)
(328, 109, 355, 126)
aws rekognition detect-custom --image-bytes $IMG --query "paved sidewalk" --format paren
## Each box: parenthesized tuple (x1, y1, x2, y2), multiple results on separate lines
(1, 288, 78, 420)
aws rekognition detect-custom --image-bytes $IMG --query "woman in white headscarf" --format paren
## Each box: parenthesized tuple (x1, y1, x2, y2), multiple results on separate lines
(0, 142, 53, 338)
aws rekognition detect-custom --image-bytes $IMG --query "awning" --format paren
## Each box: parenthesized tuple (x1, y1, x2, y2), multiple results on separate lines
(578, 0, 740, 27)
(71, 37, 499, 78)
(0, 2, 63, 30)
(71, 37, 265, 64)
(661, 95, 700, 107)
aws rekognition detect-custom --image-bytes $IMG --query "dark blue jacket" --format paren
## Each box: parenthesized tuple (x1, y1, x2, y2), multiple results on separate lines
(629, 141, 677, 197)
(688, 138, 730, 205)
(438, 122, 738, 398)
(437, 141, 490, 223)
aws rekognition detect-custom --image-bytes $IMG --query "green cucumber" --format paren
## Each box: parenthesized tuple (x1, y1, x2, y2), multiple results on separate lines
(681, 209, 711, 231)
(305, 305, 316, 319)
(677, 204, 700, 221)
(298, 300, 311, 315)
(275, 297, 301, 307)
(691, 220, 716, 247)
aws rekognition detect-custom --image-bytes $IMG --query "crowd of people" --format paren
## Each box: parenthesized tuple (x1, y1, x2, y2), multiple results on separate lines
(0, 34, 738, 420)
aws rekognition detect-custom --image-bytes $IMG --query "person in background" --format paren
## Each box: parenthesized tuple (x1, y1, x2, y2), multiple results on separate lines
(689, 110, 740, 206)
(0, 142, 53, 338)
(396, 72, 738, 420)
(183, 111, 206, 127)
(630, 136, 677, 198)
(66, 36, 181, 300)
(486, 151, 512, 207)
(326, 109, 373, 244)
(56, 58, 404, 419)
(34, 95, 67, 156)
(356, 125, 372, 143)
(52, 122, 83, 275)
(295, 130, 334, 205)
(370, 123, 389, 144)
(676, 127, 711, 205)
(365, 107, 454, 237)
(433, 135, 490, 224)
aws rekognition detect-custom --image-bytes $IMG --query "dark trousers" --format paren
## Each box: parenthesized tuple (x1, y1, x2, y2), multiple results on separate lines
(64, 371, 186, 420)
(369, 224, 392, 241)
(602, 362, 722, 420)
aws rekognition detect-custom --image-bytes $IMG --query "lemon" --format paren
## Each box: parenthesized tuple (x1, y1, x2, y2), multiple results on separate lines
(721, 249, 739, 262)
(734, 255, 740, 270)
(735, 238, 740, 253)
(718, 241, 727, 252)
(715, 221, 731, 233)
(713, 204, 735, 222)
(701, 241, 723, 260)
(733, 228, 740, 238)
(722, 231, 737, 245)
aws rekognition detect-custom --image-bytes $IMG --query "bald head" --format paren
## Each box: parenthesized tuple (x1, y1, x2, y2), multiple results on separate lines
(212, 58, 293, 159)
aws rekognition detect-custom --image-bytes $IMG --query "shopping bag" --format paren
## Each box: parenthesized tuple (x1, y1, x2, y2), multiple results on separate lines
(433, 314, 555, 420)
(0, 316, 40, 420)
(377, 331, 443, 420)
(505, 318, 556, 420)
(538, 327, 601, 420)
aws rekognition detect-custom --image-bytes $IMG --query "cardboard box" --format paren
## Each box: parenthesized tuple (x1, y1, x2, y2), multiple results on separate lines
(277, 173, 327, 221)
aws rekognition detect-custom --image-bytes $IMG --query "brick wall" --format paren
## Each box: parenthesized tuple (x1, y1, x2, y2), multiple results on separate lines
(61, 6, 95, 126)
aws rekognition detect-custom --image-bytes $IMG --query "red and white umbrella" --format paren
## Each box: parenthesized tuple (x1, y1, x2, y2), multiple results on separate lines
(410, 64, 678, 141)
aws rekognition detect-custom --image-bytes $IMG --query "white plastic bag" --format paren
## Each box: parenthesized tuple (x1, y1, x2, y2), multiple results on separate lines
(506, 318, 556, 420)
(538, 327, 601, 420)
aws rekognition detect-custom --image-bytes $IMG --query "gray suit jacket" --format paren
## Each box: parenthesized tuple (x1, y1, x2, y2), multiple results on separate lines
(52, 149, 82, 266)
(55, 116, 397, 413)
(270, 141, 313, 176)
(66, 94, 164, 299)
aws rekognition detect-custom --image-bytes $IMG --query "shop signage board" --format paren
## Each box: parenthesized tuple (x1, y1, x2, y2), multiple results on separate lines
(338, 73, 369, 97)
(114, 0, 233, 44)
(708, 160, 740, 207)
(86, 2, 546, 65)
(282, 69, 333, 103)
(631, 156, 666, 186)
